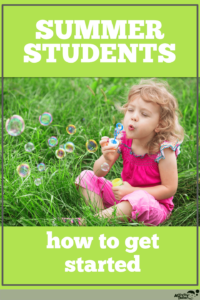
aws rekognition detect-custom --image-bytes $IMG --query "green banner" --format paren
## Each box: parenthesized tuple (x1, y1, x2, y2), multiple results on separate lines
(1, 227, 197, 285)
(3, 5, 197, 77)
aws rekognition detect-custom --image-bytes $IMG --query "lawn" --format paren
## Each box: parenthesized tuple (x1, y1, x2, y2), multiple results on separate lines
(1, 77, 199, 226)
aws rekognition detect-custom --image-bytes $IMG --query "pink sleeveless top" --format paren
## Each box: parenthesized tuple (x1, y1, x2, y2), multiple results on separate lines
(117, 131, 182, 211)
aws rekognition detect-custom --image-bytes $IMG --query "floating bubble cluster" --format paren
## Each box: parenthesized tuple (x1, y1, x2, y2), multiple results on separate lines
(17, 164, 30, 177)
(37, 163, 45, 172)
(86, 140, 98, 153)
(101, 162, 110, 172)
(55, 148, 66, 159)
(6, 115, 25, 136)
(25, 142, 35, 152)
(39, 112, 52, 126)
(66, 124, 76, 135)
(34, 178, 42, 186)
(48, 136, 58, 147)
(10, 106, 121, 191)
(65, 142, 75, 153)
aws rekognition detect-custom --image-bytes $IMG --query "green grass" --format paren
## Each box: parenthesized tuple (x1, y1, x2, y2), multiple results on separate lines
(1, 77, 199, 226)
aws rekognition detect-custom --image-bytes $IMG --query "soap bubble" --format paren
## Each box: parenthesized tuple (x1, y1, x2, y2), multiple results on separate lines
(48, 136, 58, 147)
(52, 218, 58, 226)
(66, 124, 76, 135)
(37, 163, 45, 172)
(17, 164, 30, 177)
(55, 148, 66, 159)
(86, 140, 98, 153)
(64, 142, 75, 153)
(101, 162, 110, 172)
(6, 115, 25, 136)
(34, 178, 42, 186)
(39, 112, 52, 126)
(81, 118, 85, 122)
(59, 144, 65, 150)
(24, 142, 35, 152)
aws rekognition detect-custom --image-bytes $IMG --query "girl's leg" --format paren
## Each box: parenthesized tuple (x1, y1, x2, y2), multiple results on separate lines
(75, 170, 107, 212)
(75, 198, 131, 226)
(62, 187, 104, 226)
(95, 201, 132, 222)
(75, 170, 126, 224)
(79, 186, 105, 212)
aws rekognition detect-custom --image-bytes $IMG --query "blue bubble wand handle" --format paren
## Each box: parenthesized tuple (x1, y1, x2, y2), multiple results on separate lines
(108, 122, 124, 149)
(114, 123, 123, 141)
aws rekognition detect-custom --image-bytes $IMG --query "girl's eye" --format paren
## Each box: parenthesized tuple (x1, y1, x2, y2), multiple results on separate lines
(128, 109, 133, 112)
(142, 113, 148, 117)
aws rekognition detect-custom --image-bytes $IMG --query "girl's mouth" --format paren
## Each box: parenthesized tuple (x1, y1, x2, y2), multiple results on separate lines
(128, 125, 135, 131)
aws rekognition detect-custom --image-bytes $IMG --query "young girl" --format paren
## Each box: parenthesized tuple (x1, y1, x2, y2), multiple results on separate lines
(64, 79, 184, 226)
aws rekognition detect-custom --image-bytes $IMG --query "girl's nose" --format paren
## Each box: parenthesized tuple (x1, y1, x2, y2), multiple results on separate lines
(131, 112, 139, 121)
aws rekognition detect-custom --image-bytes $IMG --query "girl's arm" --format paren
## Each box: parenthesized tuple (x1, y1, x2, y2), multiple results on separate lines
(133, 148, 178, 200)
(93, 151, 120, 177)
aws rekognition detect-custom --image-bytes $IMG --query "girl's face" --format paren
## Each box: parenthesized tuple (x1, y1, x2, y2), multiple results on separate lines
(124, 95, 160, 142)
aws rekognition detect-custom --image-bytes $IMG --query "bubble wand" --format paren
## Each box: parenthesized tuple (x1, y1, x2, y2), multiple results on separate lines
(107, 122, 123, 149)
(109, 123, 124, 187)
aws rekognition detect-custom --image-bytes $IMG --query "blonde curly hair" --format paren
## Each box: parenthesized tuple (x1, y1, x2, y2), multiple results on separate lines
(118, 79, 184, 155)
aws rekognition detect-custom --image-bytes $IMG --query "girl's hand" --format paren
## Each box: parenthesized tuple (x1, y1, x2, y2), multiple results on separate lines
(112, 181, 134, 201)
(100, 136, 120, 163)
